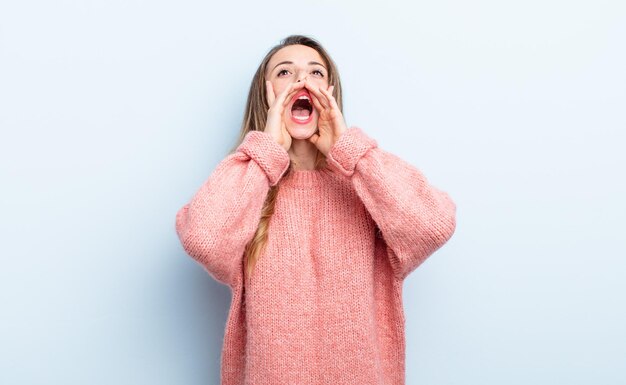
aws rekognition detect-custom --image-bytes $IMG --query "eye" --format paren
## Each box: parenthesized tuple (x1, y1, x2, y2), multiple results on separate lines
(277, 69, 290, 77)
(312, 69, 325, 77)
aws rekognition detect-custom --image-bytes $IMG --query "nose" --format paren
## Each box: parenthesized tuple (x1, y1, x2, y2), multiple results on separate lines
(296, 74, 308, 83)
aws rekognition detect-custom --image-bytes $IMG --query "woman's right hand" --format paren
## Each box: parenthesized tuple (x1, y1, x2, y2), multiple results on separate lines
(264, 80, 306, 152)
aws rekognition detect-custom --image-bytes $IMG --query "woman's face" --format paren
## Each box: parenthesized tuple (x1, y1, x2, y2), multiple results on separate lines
(265, 44, 329, 139)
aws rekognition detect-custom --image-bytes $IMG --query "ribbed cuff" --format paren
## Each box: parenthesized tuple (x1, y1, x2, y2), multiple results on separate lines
(326, 126, 378, 177)
(237, 130, 290, 186)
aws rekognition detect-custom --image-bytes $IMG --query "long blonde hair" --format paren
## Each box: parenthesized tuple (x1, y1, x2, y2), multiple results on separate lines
(227, 35, 344, 281)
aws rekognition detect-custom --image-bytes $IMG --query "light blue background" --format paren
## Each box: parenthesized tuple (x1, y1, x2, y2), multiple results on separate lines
(1, 1, 624, 384)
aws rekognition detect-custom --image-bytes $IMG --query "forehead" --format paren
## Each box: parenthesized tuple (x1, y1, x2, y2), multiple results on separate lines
(267, 44, 326, 68)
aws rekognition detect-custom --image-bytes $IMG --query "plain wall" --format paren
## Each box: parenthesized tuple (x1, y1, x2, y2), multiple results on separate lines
(1, 0, 624, 384)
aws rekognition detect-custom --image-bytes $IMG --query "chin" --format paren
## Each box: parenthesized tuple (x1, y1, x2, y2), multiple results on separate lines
(287, 124, 317, 140)
(285, 112, 319, 140)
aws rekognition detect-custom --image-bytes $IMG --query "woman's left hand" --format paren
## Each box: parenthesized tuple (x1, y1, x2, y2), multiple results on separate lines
(305, 81, 348, 156)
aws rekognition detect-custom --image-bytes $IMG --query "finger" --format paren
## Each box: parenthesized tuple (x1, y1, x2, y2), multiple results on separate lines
(271, 82, 295, 107)
(320, 86, 339, 111)
(273, 82, 293, 106)
(308, 132, 320, 145)
(278, 81, 306, 108)
(266, 81, 275, 106)
(307, 84, 329, 108)
(283, 81, 307, 105)
(309, 92, 324, 113)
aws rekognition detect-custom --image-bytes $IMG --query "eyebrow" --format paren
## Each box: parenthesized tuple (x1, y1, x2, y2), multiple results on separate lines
(270, 61, 327, 72)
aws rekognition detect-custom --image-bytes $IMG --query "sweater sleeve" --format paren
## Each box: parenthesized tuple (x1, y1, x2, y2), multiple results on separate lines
(325, 126, 457, 281)
(175, 130, 291, 288)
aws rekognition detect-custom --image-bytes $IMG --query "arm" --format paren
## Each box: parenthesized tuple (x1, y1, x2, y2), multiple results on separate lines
(175, 130, 290, 288)
(326, 126, 457, 281)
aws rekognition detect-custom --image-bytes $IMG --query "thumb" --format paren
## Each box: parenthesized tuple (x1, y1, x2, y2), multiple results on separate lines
(308, 133, 320, 146)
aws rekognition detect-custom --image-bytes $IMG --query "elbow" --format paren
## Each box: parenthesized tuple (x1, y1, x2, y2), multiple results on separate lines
(175, 204, 188, 239)
(178, 232, 208, 263)
(175, 204, 210, 262)
(175, 205, 193, 251)
(174, 204, 241, 285)
(435, 193, 457, 246)
(421, 192, 457, 252)
(443, 192, 457, 237)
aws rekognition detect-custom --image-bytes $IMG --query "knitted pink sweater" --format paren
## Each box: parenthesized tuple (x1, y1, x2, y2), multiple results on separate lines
(175, 126, 456, 385)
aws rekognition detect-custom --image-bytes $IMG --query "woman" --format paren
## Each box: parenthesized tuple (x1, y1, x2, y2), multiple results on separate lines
(175, 34, 457, 385)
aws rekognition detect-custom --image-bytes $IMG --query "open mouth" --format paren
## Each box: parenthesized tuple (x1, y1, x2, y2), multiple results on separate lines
(290, 91, 313, 123)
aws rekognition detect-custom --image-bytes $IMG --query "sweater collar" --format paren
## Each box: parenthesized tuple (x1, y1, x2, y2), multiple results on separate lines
(280, 167, 335, 188)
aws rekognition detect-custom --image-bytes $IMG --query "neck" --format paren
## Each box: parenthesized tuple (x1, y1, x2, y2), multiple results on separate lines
(288, 138, 319, 170)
